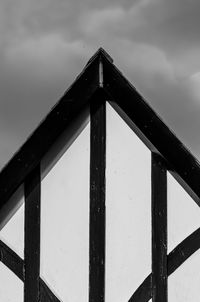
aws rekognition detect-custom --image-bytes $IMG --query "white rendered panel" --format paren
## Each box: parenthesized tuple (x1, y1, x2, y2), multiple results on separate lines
(41, 123, 90, 302)
(0, 262, 23, 301)
(169, 249, 200, 302)
(106, 103, 151, 302)
(0, 185, 24, 258)
(167, 172, 200, 253)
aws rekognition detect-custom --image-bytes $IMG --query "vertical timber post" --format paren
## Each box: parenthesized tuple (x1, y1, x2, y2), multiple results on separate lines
(89, 90, 106, 302)
(151, 153, 167, 302)
(24, 164, 41, 302)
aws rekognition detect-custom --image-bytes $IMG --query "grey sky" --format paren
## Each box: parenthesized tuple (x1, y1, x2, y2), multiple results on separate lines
(1, 2, 200, 300)
(1, 0, 200, 166)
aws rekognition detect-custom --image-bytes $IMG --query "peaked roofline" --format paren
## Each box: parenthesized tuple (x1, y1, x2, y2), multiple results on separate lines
(86, 47, 114, 66)
(0, 48, 200, 226)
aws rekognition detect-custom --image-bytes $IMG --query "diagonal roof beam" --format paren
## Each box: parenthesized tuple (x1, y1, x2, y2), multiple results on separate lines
(0, 49, 106, 225)
(101, 53, 200, 205)
(0, 47, 200, 227)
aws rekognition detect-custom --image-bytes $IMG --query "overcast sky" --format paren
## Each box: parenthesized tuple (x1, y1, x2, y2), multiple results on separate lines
(1, 0, 200, 167)
(2, 1, 200, 301)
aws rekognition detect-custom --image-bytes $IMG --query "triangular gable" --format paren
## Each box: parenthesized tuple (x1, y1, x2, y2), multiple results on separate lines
(0, 47, 200, 227)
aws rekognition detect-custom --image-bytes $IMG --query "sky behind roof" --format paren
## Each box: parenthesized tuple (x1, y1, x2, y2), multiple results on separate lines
(1, 0, 200, 166)
(1, 1, 200, 301)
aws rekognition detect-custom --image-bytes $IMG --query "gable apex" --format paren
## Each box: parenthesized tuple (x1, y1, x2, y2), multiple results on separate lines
(86, 47, 114, 67)
(0, 48, 200, 228)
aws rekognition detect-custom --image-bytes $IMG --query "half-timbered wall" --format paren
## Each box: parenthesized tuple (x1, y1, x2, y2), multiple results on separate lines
(0, 49, 200, 302)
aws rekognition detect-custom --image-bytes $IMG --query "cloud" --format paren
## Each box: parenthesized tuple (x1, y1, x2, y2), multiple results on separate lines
(6, 34, 90, 77)
(0, 32, 92, 166)
(113, 40, 175, 82)
(125, 0, 200, 57)
(80, 7, 126, 36)
(189, 72, 200, 103)
(80, 1, 153, 38)
(1, 0, 200, 166)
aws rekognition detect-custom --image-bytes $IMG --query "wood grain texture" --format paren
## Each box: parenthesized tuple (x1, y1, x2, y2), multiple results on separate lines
(24, 165, 41, 302)
(89, 89, 106, 302)
(151, 153, 167, 302)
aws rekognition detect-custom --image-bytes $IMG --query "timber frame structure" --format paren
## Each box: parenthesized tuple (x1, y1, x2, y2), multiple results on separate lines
(0, 48, 200, 301)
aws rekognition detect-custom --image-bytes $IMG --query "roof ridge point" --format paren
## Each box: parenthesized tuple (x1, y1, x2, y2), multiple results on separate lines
(86, 47, 114, 66)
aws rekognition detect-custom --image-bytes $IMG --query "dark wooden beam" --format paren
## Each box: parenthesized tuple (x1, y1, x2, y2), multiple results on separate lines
(151, 153, 167, 302)
(102, 56, 200, 205)
(1, 47, 200, 230)
(89, 89, 106, 302)
(24, 165, 41, 302)
(128, 275, 152, 302)
(1, 211, 199, 302)
(128, 226, 200, 302)
(40, 279, 61, 302)
(0, 241, 62, 302)
(0, 239, 24, 281)
(0, 54, 100, 225)
(167, 226, 200, 275)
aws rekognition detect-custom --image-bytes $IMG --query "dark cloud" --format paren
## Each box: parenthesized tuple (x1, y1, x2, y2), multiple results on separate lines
(125, 0, 200, 56)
